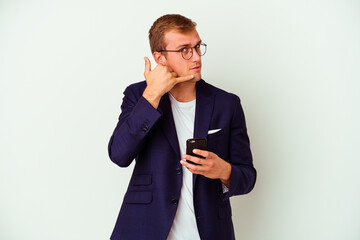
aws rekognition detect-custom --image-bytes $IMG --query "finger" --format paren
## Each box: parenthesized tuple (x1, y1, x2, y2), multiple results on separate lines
(193, 149, 210, 158)
(180, 160, 203, 173)
(183, 154, 203, 165)
(144, 57, 151, 75)
(180, 159, 189, 168)
(175, 74, 194, 83)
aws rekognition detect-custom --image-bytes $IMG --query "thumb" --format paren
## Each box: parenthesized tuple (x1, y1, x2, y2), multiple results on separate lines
(175, 74, 194, 83)
(144, 57, 151, 75)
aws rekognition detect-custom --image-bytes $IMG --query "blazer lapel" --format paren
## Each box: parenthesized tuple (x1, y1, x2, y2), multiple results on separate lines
(193, 80, 214, 186)
(158, 93, 181, 159)
(157, 80, 214, 186)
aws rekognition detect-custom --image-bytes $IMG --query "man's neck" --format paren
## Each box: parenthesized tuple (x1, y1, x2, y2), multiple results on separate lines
(169, 81, 196, 102)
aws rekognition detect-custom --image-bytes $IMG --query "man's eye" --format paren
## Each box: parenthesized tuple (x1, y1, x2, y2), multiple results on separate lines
(181, 47, 191, 53)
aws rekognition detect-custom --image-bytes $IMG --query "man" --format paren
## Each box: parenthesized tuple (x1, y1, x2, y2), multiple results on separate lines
(108, 14, 256, 240)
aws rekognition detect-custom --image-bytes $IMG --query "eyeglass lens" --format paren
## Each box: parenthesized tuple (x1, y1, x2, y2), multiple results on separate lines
(182, 44, 207, 60)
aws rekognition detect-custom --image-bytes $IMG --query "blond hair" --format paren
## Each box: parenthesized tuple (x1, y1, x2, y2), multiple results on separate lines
(149, 14, 197, 53)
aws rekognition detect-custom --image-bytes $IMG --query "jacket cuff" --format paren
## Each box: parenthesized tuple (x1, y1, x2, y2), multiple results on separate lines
(130, 96, 162, 134)
(221, 164, 241, 201)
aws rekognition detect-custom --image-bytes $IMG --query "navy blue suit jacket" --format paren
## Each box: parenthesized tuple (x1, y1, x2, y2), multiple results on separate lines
(108, 79, 256, 240)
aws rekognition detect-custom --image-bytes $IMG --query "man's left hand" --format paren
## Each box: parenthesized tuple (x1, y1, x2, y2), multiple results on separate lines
(180, 149, 232, 187)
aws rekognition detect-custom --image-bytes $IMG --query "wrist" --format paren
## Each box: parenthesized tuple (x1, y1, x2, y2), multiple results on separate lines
(143, 87, 162, 109)
(220, 162, 232, 187)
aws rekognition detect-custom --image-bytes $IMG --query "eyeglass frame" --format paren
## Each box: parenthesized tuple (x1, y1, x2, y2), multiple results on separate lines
(158, 42, 207, 60)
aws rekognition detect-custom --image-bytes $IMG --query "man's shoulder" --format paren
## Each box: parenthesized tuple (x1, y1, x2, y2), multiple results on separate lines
(123, 80, 147, 96)
(126, 80, 147, 91)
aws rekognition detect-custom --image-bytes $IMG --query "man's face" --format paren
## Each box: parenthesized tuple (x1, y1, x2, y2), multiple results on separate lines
(162, 29, 202, 82)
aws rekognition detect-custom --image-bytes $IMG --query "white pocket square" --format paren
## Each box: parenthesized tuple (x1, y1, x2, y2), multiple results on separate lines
(208, 129, 221, 135)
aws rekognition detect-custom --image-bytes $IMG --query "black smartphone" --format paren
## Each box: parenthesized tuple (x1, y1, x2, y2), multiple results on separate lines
(186, 138, 207, 165)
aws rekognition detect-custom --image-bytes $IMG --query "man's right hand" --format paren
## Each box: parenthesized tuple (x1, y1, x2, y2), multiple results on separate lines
(142, 57, 194, 109)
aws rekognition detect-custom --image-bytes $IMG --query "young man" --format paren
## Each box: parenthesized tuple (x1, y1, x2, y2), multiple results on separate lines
(108, 14, 256, 240)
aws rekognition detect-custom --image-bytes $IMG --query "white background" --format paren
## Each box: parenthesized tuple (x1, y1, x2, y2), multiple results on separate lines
(1, 0, 359, 239)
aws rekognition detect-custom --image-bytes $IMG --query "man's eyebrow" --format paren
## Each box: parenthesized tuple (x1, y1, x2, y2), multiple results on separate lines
(176, 40, 202, 49)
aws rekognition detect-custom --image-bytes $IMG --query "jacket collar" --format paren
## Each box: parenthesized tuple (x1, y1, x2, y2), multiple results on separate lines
(193, 80, 214, 186)
(194, 79, 214, 139)
(158, 93, 180, 159)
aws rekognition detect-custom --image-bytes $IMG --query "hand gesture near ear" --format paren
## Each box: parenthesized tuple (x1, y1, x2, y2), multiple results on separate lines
(142, 57, 194, 109)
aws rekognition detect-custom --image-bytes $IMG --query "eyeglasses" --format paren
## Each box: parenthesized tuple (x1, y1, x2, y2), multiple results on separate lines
(158, 43, 207, 60)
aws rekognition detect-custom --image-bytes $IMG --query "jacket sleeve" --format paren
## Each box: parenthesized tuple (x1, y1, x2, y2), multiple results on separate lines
(223, 96, 256, 200)
(108, 85, 162, 167)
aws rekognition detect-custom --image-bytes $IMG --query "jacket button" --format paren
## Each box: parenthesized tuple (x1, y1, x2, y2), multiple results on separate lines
(141, 125, 149, 132)
(176, 168, 181, 174)
(171, 199, 178, 205)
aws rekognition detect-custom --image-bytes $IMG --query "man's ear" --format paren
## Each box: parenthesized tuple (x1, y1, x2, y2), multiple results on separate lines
(153, 52, 167, 65)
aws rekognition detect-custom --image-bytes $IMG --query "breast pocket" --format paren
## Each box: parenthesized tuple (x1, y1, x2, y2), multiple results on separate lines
(207, 126, 229, 152)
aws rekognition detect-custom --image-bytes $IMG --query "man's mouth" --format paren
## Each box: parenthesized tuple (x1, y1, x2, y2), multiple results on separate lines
(190, 66, 201, 71)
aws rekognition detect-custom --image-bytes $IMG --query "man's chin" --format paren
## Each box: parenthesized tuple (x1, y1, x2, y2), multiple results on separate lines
(192, 78, 201, 83)
(179, 73, 201, 83)
(191, 74, 202, 82)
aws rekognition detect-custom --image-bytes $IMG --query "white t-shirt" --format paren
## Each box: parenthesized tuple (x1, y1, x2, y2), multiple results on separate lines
(167, 93, 201, 240)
